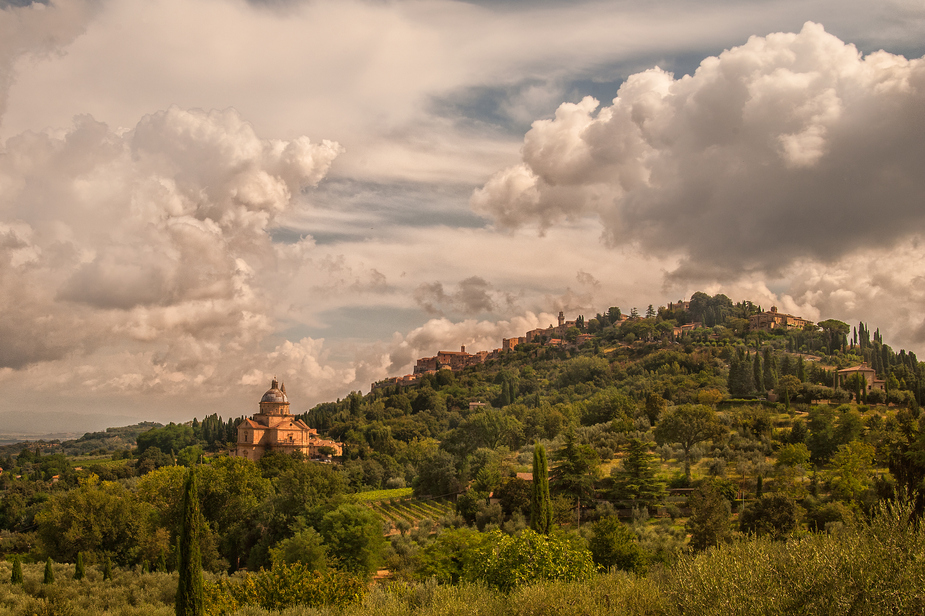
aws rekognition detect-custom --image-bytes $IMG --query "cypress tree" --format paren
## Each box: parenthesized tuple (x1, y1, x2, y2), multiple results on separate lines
(176, 469, 204, 616)
(753, 352, 764, 393)
(43, 557, 55, 584)
(763, 347, 778, 391)
(727, 354, 740, 394)
(530, 443, 552, 535)
(103, 556, 112, 581)
(11, 556, 22, 585)
(74, 551, 85, 580)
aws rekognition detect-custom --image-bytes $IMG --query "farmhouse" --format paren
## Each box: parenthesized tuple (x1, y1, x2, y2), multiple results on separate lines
(834, 363, 886, 392)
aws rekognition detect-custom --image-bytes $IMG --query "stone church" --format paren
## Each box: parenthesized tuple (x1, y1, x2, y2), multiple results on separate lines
(235, 378, 343, 461)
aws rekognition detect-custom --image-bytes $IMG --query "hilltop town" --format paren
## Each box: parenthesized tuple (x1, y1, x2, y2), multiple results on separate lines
(371, 300, 816, 393)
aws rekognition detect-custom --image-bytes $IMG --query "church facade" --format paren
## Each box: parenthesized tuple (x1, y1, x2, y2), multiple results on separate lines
(235, 379, 343, 461)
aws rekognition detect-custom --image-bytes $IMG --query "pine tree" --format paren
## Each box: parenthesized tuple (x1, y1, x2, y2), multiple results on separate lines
(43, 557, 55, 584)
(176, 469, 204, 616)
(530, 443, 552, 535)
(11, 556, 22, 585)
(613, 439, 665, 506)
(74, 551, 85, 580)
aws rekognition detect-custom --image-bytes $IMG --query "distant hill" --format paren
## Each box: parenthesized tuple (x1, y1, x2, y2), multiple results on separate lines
(0, 420, 163, 457)
(0, 411, 142, 441)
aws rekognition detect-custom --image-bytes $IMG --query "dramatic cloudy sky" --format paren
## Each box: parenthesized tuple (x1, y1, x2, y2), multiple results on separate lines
(2, 0, 925, 432)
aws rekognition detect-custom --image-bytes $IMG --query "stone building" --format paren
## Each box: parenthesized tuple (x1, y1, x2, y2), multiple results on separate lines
(235, 379, 343, 462)
(748, 306, 811, 332)
(834, 363, 885, 392)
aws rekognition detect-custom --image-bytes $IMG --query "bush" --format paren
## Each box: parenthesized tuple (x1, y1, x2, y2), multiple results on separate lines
(739, 494, 800, 539)
(466, 529, 595, 592)
(203, 564, 365, 614)
(588, 516, 647, 573)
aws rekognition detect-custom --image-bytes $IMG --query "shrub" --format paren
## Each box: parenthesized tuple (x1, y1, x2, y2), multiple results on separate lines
(465, 529, 595, 592)
(203, 564, 365, 614)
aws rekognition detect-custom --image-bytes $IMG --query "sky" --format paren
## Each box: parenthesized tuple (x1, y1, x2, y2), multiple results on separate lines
(2, 0, 925, 433)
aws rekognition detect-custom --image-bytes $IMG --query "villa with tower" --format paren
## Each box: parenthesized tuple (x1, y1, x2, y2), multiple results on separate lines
(235, 378, 343, 461)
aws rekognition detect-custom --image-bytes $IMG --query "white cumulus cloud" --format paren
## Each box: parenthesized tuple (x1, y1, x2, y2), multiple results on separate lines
(473, 22, 925, 280)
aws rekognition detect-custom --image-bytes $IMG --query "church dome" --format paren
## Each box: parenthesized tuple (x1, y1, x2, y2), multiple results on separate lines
(260, 378, 288, 404)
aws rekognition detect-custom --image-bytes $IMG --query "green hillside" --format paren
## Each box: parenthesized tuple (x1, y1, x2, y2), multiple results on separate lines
(1, 292, 924, 614)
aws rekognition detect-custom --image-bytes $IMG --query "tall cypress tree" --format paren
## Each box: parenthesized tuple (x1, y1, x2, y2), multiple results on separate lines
(43, 558, 55, 584)
(763, 347, 778, 391)
(176, 470, 203, 616)
(103, 556, 112, 581)
(74, 552, 85, 580)
(753, 352, 764, 393)
(530, 443, 552, 535)
(11, 556, 22, 585)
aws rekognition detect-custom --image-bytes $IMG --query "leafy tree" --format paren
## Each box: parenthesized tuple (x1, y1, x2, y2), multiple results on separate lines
(11, 555, 22, 584)
(697, 389, 724, 408)
(530, 444, 552, 534)
(739, 494, 799, 540)
(496, 477, 531, 517)
(137, 423, 196, 456)
(36, 476, 163, 566)
(588, 516, 646, 573)
(176, 470, 204, 616)
(413, 450, 461, 498)
(806, 406, 839, 463)
(776, 443, 811, 468)
(136, 446, 176, 474)
(198, 456, 273, 567)
(644, 392, 668, 424)
(829, 441, 875, 502)
(176, 445, 203, 468)
(686, 479, 732, 551)
(558, 356, 610, 387)
(269, 524, 328, 571)
(654, 405, 724, 478)
(74, 551, 85, 580)
(450, 408, 525, 453)
(466, 529, 595, 592)
(318, 504, 386, 577)
(778, 375, 802, 410)
(415, 527, 486, 584)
